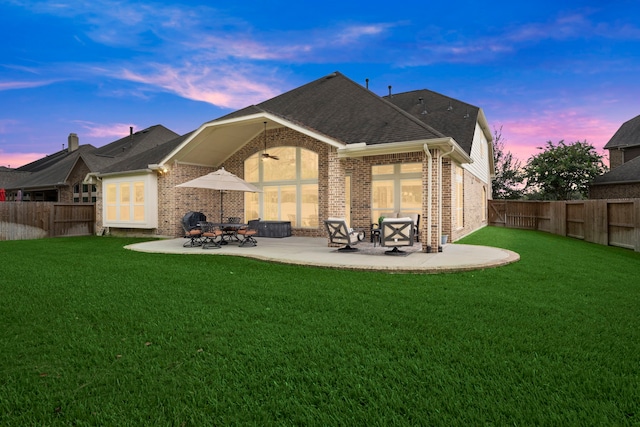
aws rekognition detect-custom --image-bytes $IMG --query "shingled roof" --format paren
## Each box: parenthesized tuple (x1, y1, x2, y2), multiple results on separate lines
(6, 125, 178, 190)
(385, 89, 481, 155)
(592, 154, 640, 185)
(212, 72, 445, 145)
(100, 132, 192, 174)
(603, 114, 640, 149)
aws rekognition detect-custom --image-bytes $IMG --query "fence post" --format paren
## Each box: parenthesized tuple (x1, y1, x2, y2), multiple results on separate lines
(635, 200, 640, 252)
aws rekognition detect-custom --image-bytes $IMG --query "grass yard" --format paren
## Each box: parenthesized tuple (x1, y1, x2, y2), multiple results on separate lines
(0, 227, 639, 425)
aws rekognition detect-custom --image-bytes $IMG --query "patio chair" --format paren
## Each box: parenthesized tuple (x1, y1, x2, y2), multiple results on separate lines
(222, 216, 242, 242)
(381, 217, 414, 256)
(324, 217, 365, 252)
(181, 211, 207, 247)
(237, 219, 260, 247)
(201, 223, 223, 249)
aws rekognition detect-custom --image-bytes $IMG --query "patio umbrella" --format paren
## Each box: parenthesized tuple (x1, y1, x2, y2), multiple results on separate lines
(175, 167, 261, 222)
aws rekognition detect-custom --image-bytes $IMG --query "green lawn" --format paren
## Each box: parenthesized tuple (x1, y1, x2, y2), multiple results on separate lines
(1, 227, 639, 425)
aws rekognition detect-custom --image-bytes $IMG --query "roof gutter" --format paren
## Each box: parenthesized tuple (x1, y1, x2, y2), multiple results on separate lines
(337, 137, 472, 164)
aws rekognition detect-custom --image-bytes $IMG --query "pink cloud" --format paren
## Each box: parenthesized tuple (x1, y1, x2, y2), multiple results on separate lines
(497, 110, 616, 165)
(0, 80, 58, 91)
(118, 64, 280, 109)
(73, 121, 138, 138)
(0, 151, 47, 169)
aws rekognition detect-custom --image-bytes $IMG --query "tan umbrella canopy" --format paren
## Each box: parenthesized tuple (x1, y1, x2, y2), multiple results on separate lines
(175, 167, 261, 222)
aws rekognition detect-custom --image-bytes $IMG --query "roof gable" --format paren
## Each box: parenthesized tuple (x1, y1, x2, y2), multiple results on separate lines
(604, 114, 640, 150)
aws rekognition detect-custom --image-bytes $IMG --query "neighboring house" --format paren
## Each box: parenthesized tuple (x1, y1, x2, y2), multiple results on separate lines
(591, 114, 640, 199)
(90, 72, 494, 252)
(4, 126, 179, 203)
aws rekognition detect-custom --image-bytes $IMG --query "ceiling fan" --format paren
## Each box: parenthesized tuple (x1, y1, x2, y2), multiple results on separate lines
(261, 121, 279, 160)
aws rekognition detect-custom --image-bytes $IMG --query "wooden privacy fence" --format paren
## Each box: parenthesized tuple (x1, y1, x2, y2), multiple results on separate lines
(489, 199, 640, 252)
(0, 202, 95, 241)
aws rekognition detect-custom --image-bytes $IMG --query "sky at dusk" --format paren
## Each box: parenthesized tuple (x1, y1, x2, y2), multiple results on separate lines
(1, 0, 639, 169)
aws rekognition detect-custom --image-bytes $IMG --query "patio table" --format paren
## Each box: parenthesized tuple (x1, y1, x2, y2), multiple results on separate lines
(201, 222, 247, 244)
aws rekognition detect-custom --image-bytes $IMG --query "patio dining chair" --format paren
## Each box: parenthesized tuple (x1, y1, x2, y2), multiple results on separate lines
(201, 223, 223, 249)
(237, 219, 260, 247)
(324, 218, 365, 252)
(222, 216, 242, 242)
(181, 211, 206, 247)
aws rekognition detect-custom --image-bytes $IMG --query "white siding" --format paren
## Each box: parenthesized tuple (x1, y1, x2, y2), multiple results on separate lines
(462, 122, 492, 185)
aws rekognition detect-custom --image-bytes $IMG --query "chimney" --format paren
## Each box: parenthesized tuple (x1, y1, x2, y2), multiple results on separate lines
(130, 126, 134, 137)
(388, 85, 392, 97)
(68, 133, 79, 153)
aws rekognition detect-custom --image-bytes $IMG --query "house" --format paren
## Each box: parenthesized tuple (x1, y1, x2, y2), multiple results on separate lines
(3, 125, 179, 203)
(89, 72, 494, 252)
(590, 114, 640, 199)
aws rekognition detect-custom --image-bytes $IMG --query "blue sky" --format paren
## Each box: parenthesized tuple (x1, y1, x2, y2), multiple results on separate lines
(1, 0, 639, 168)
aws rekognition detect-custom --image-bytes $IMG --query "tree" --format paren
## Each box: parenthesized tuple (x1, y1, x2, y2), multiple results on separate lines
(524, 140, 607, 200)
(492, 126, 525, 199)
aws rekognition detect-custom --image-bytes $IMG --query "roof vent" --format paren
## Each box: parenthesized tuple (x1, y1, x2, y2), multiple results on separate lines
(419, 97, 428, 115)
(366, 78, 369, 90)
(388, 85, 392, 97)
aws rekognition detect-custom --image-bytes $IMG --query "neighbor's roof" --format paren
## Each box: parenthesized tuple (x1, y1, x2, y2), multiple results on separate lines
(603, 114, 640, 150)
(6, 125, 179, 190)
(591, 154, 640, 185)
(99, 132, 193, 174)
(211, 71, 446, 145)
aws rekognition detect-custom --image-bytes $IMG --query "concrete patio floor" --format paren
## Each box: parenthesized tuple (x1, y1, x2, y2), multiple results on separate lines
(126, 236, 519, 273)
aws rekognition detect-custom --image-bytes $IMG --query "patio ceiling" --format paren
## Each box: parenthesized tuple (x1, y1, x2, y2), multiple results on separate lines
(161, 113, 345, 168)
(163, 117, 268, 167)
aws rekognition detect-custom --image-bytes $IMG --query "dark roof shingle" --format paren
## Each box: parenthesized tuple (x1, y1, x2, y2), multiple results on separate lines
(604, 114, 640, 150)
(213, 72, 444, 145)
(592, 154, 640, 185)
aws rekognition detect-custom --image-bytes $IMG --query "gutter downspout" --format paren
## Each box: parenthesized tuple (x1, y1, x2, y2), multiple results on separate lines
(423, 144, 433, 253)
(438, 145, 456, 252)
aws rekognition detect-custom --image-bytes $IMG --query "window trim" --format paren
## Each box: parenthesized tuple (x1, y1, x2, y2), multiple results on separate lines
(102, 173, 158, 228)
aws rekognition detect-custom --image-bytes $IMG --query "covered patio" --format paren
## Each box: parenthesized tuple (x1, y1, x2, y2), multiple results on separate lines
(125, 237, 519, 273)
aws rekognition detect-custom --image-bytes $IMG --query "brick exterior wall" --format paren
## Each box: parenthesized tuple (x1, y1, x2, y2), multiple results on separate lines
(452, 167, 489, 241)
(609, 149, 624, 169)
(100, 127, 490, 253)
(590, 183, 640, 199)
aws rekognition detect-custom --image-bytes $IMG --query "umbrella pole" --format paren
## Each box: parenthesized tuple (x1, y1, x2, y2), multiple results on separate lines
(220, 191, 223, 223)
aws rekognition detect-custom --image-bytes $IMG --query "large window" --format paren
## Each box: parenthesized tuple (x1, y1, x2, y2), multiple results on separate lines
(371, 163, 422, 222)
(244, 147, 318, 228)
(103, 175, 158, 228)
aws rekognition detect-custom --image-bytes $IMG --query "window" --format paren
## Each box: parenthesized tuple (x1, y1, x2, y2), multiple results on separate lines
(73, 183, 96, 203)
(103, 175, 158, 228)
(244, 147, 318, 228)
(371, 163, 422, 222)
